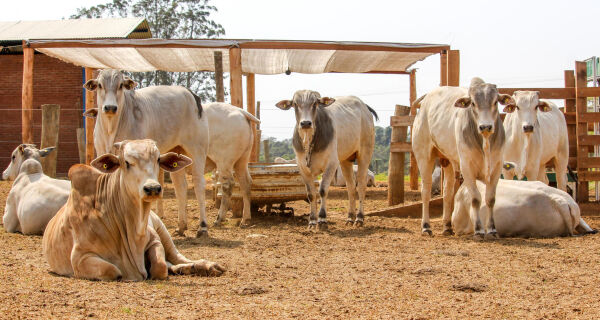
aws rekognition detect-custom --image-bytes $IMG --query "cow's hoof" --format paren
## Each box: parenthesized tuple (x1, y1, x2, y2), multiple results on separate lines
(421, 229, 433, 237)
(484, 232, 498, 240)
(170, 260, 226, 277)
(473, 233, 485, 241)
(588, 229, 599, 235)
(442, 229, 454, 236)
(308, 222, 317, 230)
(345, 219, 354, 226)
(354, 220, 364, 228)
(212, 220, 222, 228)
(239, 219, 251, 228)
(172, 229, 186, 237)
(196, 229, 209, 238)
(317, 222, 328, 231)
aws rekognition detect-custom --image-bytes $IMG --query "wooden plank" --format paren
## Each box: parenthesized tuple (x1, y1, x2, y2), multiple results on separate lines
(577, 87, 600, 97)
(579, 202, 600, 216)
(367, 197, 443, 218)
(390, 115, 415, 127)
(576, 170, 600, 182)
(568, 156, 577, 168)
(388, 105, 410, 205)
(577, 112, 600, 123)
(76, 128, 85, 164)
(213, 51, 224, 102)
(246, 73, 258, 162)
(575, 61, 589, 202)
(329, 70, 411, 75)
(447, 50, 460, 86)
(40, 104, 60, 177)
(565, 70, 577, 170)
(577, 156, 600, 168)
(228, 47, 243, 108)
(498, 87, 575, 99)
(85, 67, 96, 165)
(409, 69, 419, 191)
(21, 44, 34, 144)
(578, 135, 600, 146)
(390, 141, 412, 153)
(564, 112, 576, 123)
(440, 50, 448, 86)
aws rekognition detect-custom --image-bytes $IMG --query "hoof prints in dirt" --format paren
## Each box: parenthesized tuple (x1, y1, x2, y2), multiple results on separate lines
(235, 285, 268, 296)
(451, 283, 487, 293)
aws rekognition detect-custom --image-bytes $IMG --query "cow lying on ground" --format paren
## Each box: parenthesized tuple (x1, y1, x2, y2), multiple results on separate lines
(276, 90, 377, 229)
(452, 179, 596, 237)
(43, 140, 225, 281)
(331, 165, 376, 187)
(502, 91, 569, 191)
(273, 157, 296, 164)
(2, 145, 70, 235)
(412, 77, 514, 238)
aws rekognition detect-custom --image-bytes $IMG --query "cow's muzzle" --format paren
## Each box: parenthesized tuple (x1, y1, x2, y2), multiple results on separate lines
(103, 105, 118, 114)
(143, 184, 162, 197)
(523, 125, 534, 133)
(478, 124, 493, 134)
(300, 121, 312, 129)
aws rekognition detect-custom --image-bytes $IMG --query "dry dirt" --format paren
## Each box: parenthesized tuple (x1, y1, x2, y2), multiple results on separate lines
(1, 179, 600, 319)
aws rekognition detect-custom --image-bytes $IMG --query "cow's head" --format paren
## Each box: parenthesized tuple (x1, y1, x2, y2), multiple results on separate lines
(454, 77, 514, 138)
(90, 139, 191, 202)
(275, 90, 335, 147)
(83, 69, 137, 117)
(1, 144, 55, 181)
(503, 91, 551, 134)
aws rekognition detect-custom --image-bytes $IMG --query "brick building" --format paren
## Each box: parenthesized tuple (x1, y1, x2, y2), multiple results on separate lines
(0, 18, 151, 176)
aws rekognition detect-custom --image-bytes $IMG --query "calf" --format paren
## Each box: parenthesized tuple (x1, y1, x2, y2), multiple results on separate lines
(412, 78, 514, 239)
(2, 145, 70, 235)
(452, 179, 596, 237)
(43, 139, 225, 281)
(502, 91, 568, 191)
(276, 90, 377, 229)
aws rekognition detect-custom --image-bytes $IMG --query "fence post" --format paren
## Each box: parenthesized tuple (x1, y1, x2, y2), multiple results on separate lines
(76, 128, 86, 164)
(214, 51, 225, 103)
(40, 104, 60, 177)
(409, 69, 419, 190)
(575, 61, 589, 202)
(388, 105, 410, 205)
(21, 43, 34, 144)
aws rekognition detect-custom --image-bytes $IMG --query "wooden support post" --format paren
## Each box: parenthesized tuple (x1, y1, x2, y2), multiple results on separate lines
(247, 73, 259, 161)
(76, 128, 86, 164)
(409, 69, 419, 191)
(263, 139, 270, 163)
(388, 105, 410, 205)
(254, 101, 261, 163)
(565, 70, 577, 166)
(214, 51, 225, 102)
(575, 61, 589, 202)
(40, 104, 60, 177)
(447, 50, 460, 86)
(229, 48, 243, 108)
(440, 50, 448, 86)
(85, 67, 96, 164)
(21, 43, 34, 144)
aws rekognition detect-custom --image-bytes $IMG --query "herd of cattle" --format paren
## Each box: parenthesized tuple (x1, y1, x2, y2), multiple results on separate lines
(0, 70, 596, 282)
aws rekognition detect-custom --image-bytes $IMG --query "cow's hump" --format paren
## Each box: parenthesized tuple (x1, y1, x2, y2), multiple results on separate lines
(68, 164, 100, 197)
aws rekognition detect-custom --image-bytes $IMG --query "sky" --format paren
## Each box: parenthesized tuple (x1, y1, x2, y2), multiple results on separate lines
(2, 0, 600, 139)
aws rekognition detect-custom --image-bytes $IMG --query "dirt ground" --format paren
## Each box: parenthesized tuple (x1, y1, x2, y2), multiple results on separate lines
(1, 179, 600, 319)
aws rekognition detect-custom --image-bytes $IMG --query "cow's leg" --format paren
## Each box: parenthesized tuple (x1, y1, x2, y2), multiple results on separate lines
(234, 159, 253, 227)
(317, 162, 337, 230)
(170, 169, 188, 236)
(145, 236, 168, 280)
(339, 160, 356, 225)
(214, 168, 234, 227)
(190, 152, 209, 238)
(552, 156, 568, 192)
(155, 169, 165, 218)
(441, 163, 456, 236)
(462, 174, 484, 240)
(418, 157, 436, 236)
(169, 259, 226, 277)
(300, 171, 318, 230)
(72, 250, 122, 281)
(483, 168, 502, 240)
(355, 156, 371, 227)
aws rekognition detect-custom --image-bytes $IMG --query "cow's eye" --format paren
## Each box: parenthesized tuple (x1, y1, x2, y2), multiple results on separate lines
(125, 161, 130, 169)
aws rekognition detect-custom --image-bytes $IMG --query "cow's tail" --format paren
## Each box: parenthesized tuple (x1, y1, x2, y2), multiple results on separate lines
(412, 94, 426, 109)
(366, 105, 379, 121)
(186, 89, 203, 118)
(149, 211, 192, 265)
(238, 108, 260, 124)
(567, 166, 578, 183)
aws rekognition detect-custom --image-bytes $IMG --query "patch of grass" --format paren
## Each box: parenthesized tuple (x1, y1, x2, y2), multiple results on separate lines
(121, 307, 133, 314)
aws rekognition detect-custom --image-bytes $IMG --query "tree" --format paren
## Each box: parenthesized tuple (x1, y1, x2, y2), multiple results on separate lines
(71, 0, 225, 101)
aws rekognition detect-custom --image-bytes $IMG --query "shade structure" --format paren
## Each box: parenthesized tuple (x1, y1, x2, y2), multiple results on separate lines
(28, 39, 448, 75)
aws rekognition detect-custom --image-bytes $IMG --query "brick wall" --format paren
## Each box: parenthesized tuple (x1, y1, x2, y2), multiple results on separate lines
(0, 53, 85, 176)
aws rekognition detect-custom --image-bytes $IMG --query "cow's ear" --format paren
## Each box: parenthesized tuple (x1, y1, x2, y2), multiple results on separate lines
(84, 79, 99, 91)
(275, 100, 293, 110)
(17, 144, 27, 153)
(90, 154, 120, 173)
(83, 108, 98, 119)
(498, 94, 515, 106)
(454, 97, 471, 108)
(503, 104, 518, 113)
(122, 77, 137, 90)
(38, 147, 56, 157)
(318, 97, 335, 107)
(159, 152, 193, 173)
(536, 101, 551, 112)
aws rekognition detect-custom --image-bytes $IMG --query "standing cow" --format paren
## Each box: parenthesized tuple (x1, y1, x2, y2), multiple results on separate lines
(83, 69, 210, 237)
(502, 91, 568, 191)
(412, 78, 514, 239)
(276, 90, 377, 229)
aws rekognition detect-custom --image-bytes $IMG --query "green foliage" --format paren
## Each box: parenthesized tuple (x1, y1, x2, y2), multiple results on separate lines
(71, 0, 225, 101)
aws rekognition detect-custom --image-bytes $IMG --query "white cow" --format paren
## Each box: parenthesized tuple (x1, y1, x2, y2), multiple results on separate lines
(502, 91, 569, 191)
(273, 157, 296, 164)
(2, 145, 70, 235)
(412, 78, 515, 239)
(331, 165, 376, 187)
(276, 90, 377, 229)
(452, 179, 596, 237)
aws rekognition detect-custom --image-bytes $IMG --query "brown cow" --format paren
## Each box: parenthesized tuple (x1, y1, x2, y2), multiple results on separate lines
(42, 139, 225, 281)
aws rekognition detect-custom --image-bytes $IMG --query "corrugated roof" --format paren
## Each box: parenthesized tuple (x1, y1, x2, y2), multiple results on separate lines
(0, 18, 151, 41)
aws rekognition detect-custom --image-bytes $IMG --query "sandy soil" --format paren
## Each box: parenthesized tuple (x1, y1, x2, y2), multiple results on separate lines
(1, 179, 599, 319)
